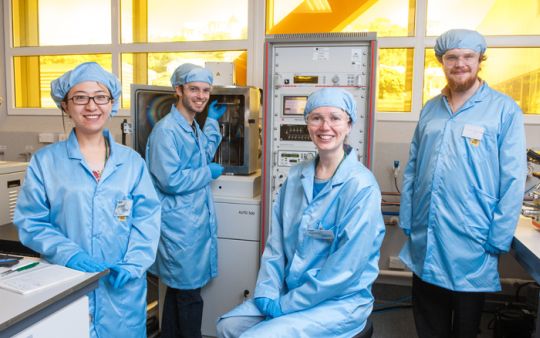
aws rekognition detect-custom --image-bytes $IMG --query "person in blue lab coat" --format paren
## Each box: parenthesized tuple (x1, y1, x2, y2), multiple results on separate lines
(399, 29, 527, 338)
(216, 87, 386, 338)
(13, 62, 161, 338)
(146, 63, 227, 338)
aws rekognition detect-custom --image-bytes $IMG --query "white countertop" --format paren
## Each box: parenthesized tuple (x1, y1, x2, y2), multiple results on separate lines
(512, 216, 540, 283)
(0, 259, 105, 334)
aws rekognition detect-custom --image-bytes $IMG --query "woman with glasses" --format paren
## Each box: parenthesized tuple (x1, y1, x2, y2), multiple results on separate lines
(14, 62, 161, 338)
(216, 88, 385, 338)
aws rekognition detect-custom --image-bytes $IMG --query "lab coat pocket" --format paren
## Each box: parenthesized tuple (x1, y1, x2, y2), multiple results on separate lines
(114, 277, 147, 329)
(469, 184, 498, 224)
(304, 223, 336, 259)
(462, 185, 498, 242)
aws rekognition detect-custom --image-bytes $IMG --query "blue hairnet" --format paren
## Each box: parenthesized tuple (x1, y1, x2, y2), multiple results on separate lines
(50, 62, 122, 116)
(304, 88, 357, 123)
(434, 29, 487, 57)
(170, 63, 213, 87)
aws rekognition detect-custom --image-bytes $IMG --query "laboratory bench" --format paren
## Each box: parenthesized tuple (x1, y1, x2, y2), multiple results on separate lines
(0, 223, 105, 338)
(511, 216, 540, 338)
(0, 259, 106, 338)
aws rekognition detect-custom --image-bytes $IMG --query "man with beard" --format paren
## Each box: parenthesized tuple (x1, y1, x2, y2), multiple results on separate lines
(146, 63, 226, 338)
(399, 29, 526, 338)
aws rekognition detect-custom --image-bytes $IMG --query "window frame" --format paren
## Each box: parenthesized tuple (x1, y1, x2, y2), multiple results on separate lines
(3, 0, 265, 117)
(377, 0, 540, 123)
(3, 0, 540, 124)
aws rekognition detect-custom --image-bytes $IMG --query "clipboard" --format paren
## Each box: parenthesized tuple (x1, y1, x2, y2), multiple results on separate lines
(0, 263, 86, 295)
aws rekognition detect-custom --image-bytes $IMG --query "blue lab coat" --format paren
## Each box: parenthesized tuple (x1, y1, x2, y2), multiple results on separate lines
(14, 129, 161, 338)
(221, 148, 385, 337)
(399, 82, 526, 292)
(146, 105, 222, 289)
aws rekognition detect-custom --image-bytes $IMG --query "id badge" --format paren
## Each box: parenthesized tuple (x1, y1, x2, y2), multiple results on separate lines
(307, 227, 335, 241)
(462, 124, 484, 147)
(114, 199, 133, 221)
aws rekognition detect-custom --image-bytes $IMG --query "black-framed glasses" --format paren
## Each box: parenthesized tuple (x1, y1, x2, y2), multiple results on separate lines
(67, 95, 112, 105)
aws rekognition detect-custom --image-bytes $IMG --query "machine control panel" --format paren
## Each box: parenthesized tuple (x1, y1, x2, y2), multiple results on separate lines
(280, 124, 311, 142)
(278, 150, 316, 167)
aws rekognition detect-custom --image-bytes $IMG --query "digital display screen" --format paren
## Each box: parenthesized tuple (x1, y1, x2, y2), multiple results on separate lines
(283, 96, 307, 116)
(293, 75, 318, 84)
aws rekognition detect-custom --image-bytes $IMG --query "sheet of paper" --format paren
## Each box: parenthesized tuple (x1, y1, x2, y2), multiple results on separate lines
(0, 263, 85, 295)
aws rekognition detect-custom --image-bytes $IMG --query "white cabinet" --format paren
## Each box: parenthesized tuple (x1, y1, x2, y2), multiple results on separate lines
(12, 296, 89, 338)
(201, 196, 261, 337)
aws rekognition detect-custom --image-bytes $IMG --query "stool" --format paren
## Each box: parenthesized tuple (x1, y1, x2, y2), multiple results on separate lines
(352, 318, 373, 338)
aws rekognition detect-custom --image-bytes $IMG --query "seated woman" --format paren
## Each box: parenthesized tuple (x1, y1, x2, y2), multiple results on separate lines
(216, 88, 385, 338)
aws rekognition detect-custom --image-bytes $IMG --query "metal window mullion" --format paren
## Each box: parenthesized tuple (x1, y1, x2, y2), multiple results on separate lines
(247, 0, 266, 88)
(110, 0, 121, 77)
(410, 0, 428, 120)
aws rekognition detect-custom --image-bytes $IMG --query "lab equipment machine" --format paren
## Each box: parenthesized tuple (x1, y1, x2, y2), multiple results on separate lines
(262, 32, 378, 233)
(0, 161, 28, 226)
(131, 84, 261, 175)
(523, 149, 540, 228)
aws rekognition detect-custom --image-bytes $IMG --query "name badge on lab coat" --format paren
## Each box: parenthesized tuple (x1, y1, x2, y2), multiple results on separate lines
(462, 124, 484, 146)
(307, 228, 335, 241)
(114, 199, 132, 221)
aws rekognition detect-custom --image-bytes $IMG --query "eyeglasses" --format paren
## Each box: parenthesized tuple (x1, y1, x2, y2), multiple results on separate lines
(306, 114, 350, 127)
(442, 53, 479, 65)
(67, 95, 112, 105)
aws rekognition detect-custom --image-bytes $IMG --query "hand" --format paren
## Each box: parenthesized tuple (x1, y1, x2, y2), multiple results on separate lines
(66, 252, 106, 272)
(484, 242, 501, 255)
(209, 162, 224, 179)
(254, 297, 272, 314)
(108, 265, 132, 289)
(254, 297, 283, 318)
(207, 100, 227, 120)
(266, 298, 283, 318)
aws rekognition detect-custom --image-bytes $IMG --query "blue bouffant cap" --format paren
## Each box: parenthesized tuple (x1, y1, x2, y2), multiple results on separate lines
(304, 88, 357, 123)
(434, 29, 487, 57)
(170, 63, 213, 87)
(50, 62, 122, 116)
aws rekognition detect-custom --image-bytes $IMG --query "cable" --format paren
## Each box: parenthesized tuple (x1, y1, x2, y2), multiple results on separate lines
(394, 176, 401, 194)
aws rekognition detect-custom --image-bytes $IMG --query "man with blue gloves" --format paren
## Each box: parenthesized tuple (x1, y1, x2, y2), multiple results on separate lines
(399, 29, 526, 337)
(146, 63, 226, 338)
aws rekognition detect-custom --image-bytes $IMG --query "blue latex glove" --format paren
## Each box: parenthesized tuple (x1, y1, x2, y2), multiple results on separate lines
(108, 265, 132, 289)
(254, 297, 283, 318)
(254, 297, 272, 314)
(484, 242, 502, 255)
(207, 100, 227, 120)
(66, 252, 106, 272)
(209, 162, 224, 179)
(402, 228, 411, 237)
(266, 298, 283, 318)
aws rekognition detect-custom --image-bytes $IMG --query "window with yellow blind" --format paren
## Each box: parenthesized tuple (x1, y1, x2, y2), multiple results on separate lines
(8, 0, 249, 112)
(424, 48, 540, 115)
(121, 0, 248, 43)
(267, 0, 540, 115)
(13, 55, 112, 108)
(121, 51, 247, 107)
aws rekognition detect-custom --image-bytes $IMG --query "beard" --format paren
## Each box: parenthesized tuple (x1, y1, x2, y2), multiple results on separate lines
(446, 68, 479, 93)
(180, 94, 207, 115)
